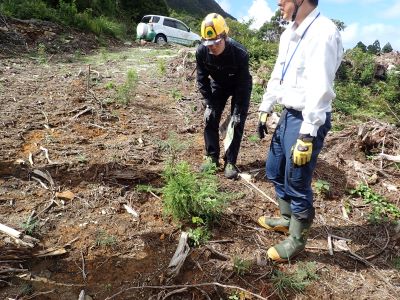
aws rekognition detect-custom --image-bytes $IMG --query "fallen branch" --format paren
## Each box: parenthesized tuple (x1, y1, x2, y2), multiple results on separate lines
(0, 223, 39, 248)
(238, 173, 278, 206)
(378, 153, 400, 163)
(205, 245, 230, 261)
(105, 282, 269, 300)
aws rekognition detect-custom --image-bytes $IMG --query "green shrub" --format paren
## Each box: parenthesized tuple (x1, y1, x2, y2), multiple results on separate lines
(334, 82, 366, 115)
(251, 83, 264, 104)
(162, 161, 229, 224)
(117, 68, 138, 105)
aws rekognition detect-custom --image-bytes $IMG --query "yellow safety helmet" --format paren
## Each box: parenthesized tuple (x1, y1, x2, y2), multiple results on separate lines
(201, 13, 229, 46)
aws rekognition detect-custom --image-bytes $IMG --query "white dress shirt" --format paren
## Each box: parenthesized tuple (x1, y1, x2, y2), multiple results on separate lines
(259, 8, 343, 136)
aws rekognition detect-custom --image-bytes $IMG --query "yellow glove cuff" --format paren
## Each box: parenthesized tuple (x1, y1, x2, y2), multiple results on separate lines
(259, 112, 268, 123)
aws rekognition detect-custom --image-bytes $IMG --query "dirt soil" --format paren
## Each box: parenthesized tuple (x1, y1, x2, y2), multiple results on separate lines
(1, 18, 400, 300)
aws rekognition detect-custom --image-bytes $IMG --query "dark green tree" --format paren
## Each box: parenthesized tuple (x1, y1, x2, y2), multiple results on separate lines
(257, 10, 287, 43)
(355, 41, 367, 52)
(367, 40, 381, 55)
(382, 42, 393, 53)
(331, 19, 346, 31)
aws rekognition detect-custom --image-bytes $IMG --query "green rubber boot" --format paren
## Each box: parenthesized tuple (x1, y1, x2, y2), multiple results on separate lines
(267, 212, 313, 262)
(257, 198, 291, 233)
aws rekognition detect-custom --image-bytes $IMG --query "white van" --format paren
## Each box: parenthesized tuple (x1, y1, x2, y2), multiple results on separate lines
(136, 15, 201, 47)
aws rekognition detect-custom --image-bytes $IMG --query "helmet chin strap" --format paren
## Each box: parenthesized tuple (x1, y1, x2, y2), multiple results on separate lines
(292, 0, 305, 22)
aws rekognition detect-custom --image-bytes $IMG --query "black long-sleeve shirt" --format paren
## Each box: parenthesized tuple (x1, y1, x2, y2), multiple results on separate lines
(195, 38, 252, 108)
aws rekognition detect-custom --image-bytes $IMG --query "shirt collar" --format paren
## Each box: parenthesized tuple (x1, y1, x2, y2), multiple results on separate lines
(290, 8, 320, 40)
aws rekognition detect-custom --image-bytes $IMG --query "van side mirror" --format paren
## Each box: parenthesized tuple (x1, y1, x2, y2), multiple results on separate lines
(188, 27, 191, 32)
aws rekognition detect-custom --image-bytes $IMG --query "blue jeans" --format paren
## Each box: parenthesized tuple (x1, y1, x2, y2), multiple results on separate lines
(265, 109, 331, 217)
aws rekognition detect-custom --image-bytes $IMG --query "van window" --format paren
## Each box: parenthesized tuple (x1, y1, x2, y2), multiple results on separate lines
(175, 21, 188, 32)
(151, 16, 160, 23)
(141, 16, 151, 23)
(163, 19, 176, 28)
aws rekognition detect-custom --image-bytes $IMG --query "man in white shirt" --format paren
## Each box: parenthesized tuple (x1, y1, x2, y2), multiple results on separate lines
(257, 0, 343, 262)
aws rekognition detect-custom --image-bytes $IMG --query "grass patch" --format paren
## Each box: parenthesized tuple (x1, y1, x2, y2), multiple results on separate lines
(170, 88, 183, 101)
(95, 230, 117, 248)
(272, 262, 319, 300)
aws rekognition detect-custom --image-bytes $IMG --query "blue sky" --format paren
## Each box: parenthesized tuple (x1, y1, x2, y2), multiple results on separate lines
(216, 0, 400, 51)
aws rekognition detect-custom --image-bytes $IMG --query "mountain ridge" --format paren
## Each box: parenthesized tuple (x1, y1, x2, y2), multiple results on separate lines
(165, 0, 236, 20)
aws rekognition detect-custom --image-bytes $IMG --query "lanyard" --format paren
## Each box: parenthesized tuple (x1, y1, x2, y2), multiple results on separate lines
(280, 12, 320, 85)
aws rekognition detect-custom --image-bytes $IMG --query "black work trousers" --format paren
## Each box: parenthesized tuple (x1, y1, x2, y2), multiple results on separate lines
(204, 86, 250, 165)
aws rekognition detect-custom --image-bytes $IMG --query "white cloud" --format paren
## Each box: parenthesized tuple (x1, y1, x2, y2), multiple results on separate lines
(382, 1, 400, 18)
(342, 22, 400, 50)
(216, 0, 231, 14)
(241, 0, 274, 30)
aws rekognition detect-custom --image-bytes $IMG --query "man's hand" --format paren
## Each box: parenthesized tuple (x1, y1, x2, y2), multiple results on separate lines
(257, 112, 269, 139)
(204, 105, 214, 123)
(292, 135, 314, 166)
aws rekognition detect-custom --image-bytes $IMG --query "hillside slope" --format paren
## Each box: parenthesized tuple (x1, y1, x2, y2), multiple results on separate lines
(166, 0, 236, 19)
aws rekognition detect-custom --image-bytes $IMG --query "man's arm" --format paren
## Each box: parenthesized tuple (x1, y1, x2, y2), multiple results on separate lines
(300, 31, 343, 136)
(195, 47, 212, 105)
(233, 51, 252, 111)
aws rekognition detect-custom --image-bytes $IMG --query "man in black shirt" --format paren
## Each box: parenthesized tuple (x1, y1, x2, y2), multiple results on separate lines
(196, 13, 252, 179)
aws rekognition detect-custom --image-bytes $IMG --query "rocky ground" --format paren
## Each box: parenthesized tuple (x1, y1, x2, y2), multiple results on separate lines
(0, 17, 400, 300)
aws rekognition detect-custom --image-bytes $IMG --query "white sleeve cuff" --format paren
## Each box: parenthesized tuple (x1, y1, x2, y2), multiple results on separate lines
(299, 122, 319, 137)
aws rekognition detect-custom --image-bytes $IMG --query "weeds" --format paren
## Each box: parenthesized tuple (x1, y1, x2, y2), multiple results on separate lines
(187, 217, 210, 247)
(233, 257, 252, 276)
(272, 262, 319, 300)
(37, 43, 47, 64)
(157, 59, 166, 76)
(251, 83, 264, 104)
(314, 179, 330, 197)
(248, 134, 260, 143)
(21, 217, 39, 236)
(95, 230, 117, 248)
(104, 81, 116, 90)
(77, 154, 88, 164)
(117, 68, 138, 105)
(350, 184, 400, 223)
(162, 160, 230, 224)
(393, 257, 400, 270)
(170, 88, 183, 101)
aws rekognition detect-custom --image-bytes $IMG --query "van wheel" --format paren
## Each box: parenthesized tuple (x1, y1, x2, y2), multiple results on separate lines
(155, 34, 167, 45)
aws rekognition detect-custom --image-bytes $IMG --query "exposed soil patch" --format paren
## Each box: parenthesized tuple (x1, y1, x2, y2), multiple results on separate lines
(0, 28, 399, 299)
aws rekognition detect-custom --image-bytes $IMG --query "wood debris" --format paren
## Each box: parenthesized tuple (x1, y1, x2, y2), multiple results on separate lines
(167, 232, 190, 278)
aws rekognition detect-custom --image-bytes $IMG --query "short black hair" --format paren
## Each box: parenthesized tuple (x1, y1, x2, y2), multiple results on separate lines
(309, 0, 318, 6)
